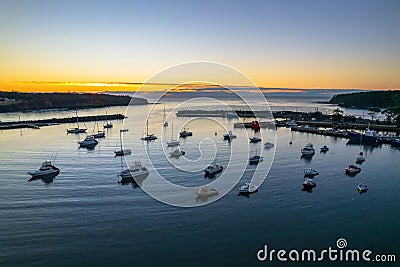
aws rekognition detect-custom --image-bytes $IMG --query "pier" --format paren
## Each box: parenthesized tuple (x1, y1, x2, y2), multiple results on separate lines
(0, 114, 126, 130)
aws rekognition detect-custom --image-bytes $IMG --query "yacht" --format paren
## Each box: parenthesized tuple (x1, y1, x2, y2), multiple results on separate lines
(28, 161, 60, 178)
(115, 129, 131, 156)
(196, 186, 219, 197)
(301, 143, 315, 156)
(170, 149, 185, 158)
(345, 164, 361, 174)
(67, 108, 87, 134)
(179, 128, 192, 137)
(238, 182, 259, 195)
(167, 123, 180, 147)
(223, 131, 237, 140)
(357, 183, 368, 193)
(118, 161, 149, 180)
(304, 168, 319, 177)
(141, 120, 158, 141)
(320, 145, 329, 152)
(356, 152, 366, 163)
(249, 136, 262, 143)
(303, 178, 316, 190)
(204, 163, 223, 176)
(78, 135, 98, 148)
(264, 142, 274, 149)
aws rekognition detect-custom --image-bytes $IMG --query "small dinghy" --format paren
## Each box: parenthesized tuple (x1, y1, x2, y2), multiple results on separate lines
(204, 163, 223, 176)
(264, 142, 274, 149)
(320, 145, 329, 152)
(304, 168, 319, 177)
(345, 164, 361, 174)
(303, 178, 316, 190)
(356, 152, 366, 163)
(179, 128, 193, 137)
(223, 131, 237, 140)
(357, 183, 368, 193)
(249, 136, 262, 143)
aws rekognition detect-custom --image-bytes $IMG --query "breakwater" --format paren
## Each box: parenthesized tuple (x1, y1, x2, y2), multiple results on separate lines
(0, 114, 126, 130)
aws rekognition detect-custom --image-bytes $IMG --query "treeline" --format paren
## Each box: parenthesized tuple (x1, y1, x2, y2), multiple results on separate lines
(329, 90, 400, 108)
(0, 91, 148, 112)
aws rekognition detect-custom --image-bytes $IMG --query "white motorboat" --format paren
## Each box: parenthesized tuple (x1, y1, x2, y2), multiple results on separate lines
(118, 161, 149, 180)
(357, 183, 368, 193)
(320, 145, 329, 152)
(304, 168, 319, 177)
(356, 152, 366, 163)
(301, 143, 315, 156)
(264, 142, 274, 149)
(238, 182, 259, 194)
(196, 186, 219, 197)
(223, 131, 237, 140)
(303, 178, 316, 190)
(249, 136, 262, 143)
(179, 128, 192, 137)
(115, 129, 131, 156)
(345, 164, 361, 174)
(204, 163, 223, 176)
(167, 123, 180, 147)
(78, 135, 98, 148)
(28, 161, 60, 178)
(67, 108, 87, 134)
(170, 149, 185, 158)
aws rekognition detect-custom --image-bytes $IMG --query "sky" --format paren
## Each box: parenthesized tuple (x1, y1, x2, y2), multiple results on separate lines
(0, 0, 399, 92)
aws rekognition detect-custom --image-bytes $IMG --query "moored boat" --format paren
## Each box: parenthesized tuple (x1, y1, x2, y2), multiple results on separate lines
(249, 136, 262, 143)
(357, 183, 368, 193)
(304, 168, 319, 177)
(301, 143, 315, 156)
(28, 161, 60, 178)
(78, 135, 98, 148)
(320, 145, 329, 152)
(204, 163, 223, 176)
(345, 164, 361, 174)
(303, 178, 316, 190)
(196, 186, 219, 197)
(223, 131, 237, 140)
(179, 128, 192, 137)
(238, 182, 259, 195)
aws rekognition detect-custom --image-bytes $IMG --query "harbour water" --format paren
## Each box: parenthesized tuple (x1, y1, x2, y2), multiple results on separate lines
(0, 90, 399, 266)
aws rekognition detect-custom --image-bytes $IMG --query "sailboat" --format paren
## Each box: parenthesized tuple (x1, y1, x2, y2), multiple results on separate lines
(92, 116, 106, 138)
(167, 123, 180, 147)
(249, 149, 263, 164)
(115, 129, 131, 156)
(103, 110, 113, 128)
(163, 106, 168, 127)
(67, 108, 87, 134)
(141, 119, 158, 141)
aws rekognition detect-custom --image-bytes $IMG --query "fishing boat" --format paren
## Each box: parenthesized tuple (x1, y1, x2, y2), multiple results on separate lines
(115, 129, 132, 156)
(249, 136, 262, 143)
(301, 143, 315, 156)
(118, 161, 149, 180)
(303, 178, 316, 190)
(196, 186, 219, 197)
(67, 108, 87, 134)
(28, 161, 60, 178)
(170, 149, 185, 158)
(141, 120, 158, 141)
(249, 149, 263, 165)
(345, 164, 361, 174)
(204, 163, 223, 176)
(103, 110, 113, 129)
(347, 125, 379, 144)
(179, 128, 192, 137)
(163, 106, 168, 127)
(304, 168, 319, 177)
(320, 145, 329, 152)
(78, 135, 98, 148)
(167, 123, 180, 147)
(356, 152, 366, 163)
(238, 182, 259, 195)
(223, 131, 237, 140)
(357, 183, 368, 193)
(264, 142, 274, 149)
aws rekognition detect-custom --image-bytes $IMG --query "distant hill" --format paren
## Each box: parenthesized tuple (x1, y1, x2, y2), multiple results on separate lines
(329, 90, 400, 108)
(0, 91, 148, 113)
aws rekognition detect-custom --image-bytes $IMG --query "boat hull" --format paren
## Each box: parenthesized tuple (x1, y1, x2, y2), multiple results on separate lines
(347, 131, 378, 144)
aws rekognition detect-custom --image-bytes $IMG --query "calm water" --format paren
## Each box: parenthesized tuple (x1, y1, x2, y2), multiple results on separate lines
(0, 92, 399, 266)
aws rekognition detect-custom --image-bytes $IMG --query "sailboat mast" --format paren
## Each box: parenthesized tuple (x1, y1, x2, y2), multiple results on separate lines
(76, 107, 79, 128)
(120, 130, 123, 150)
